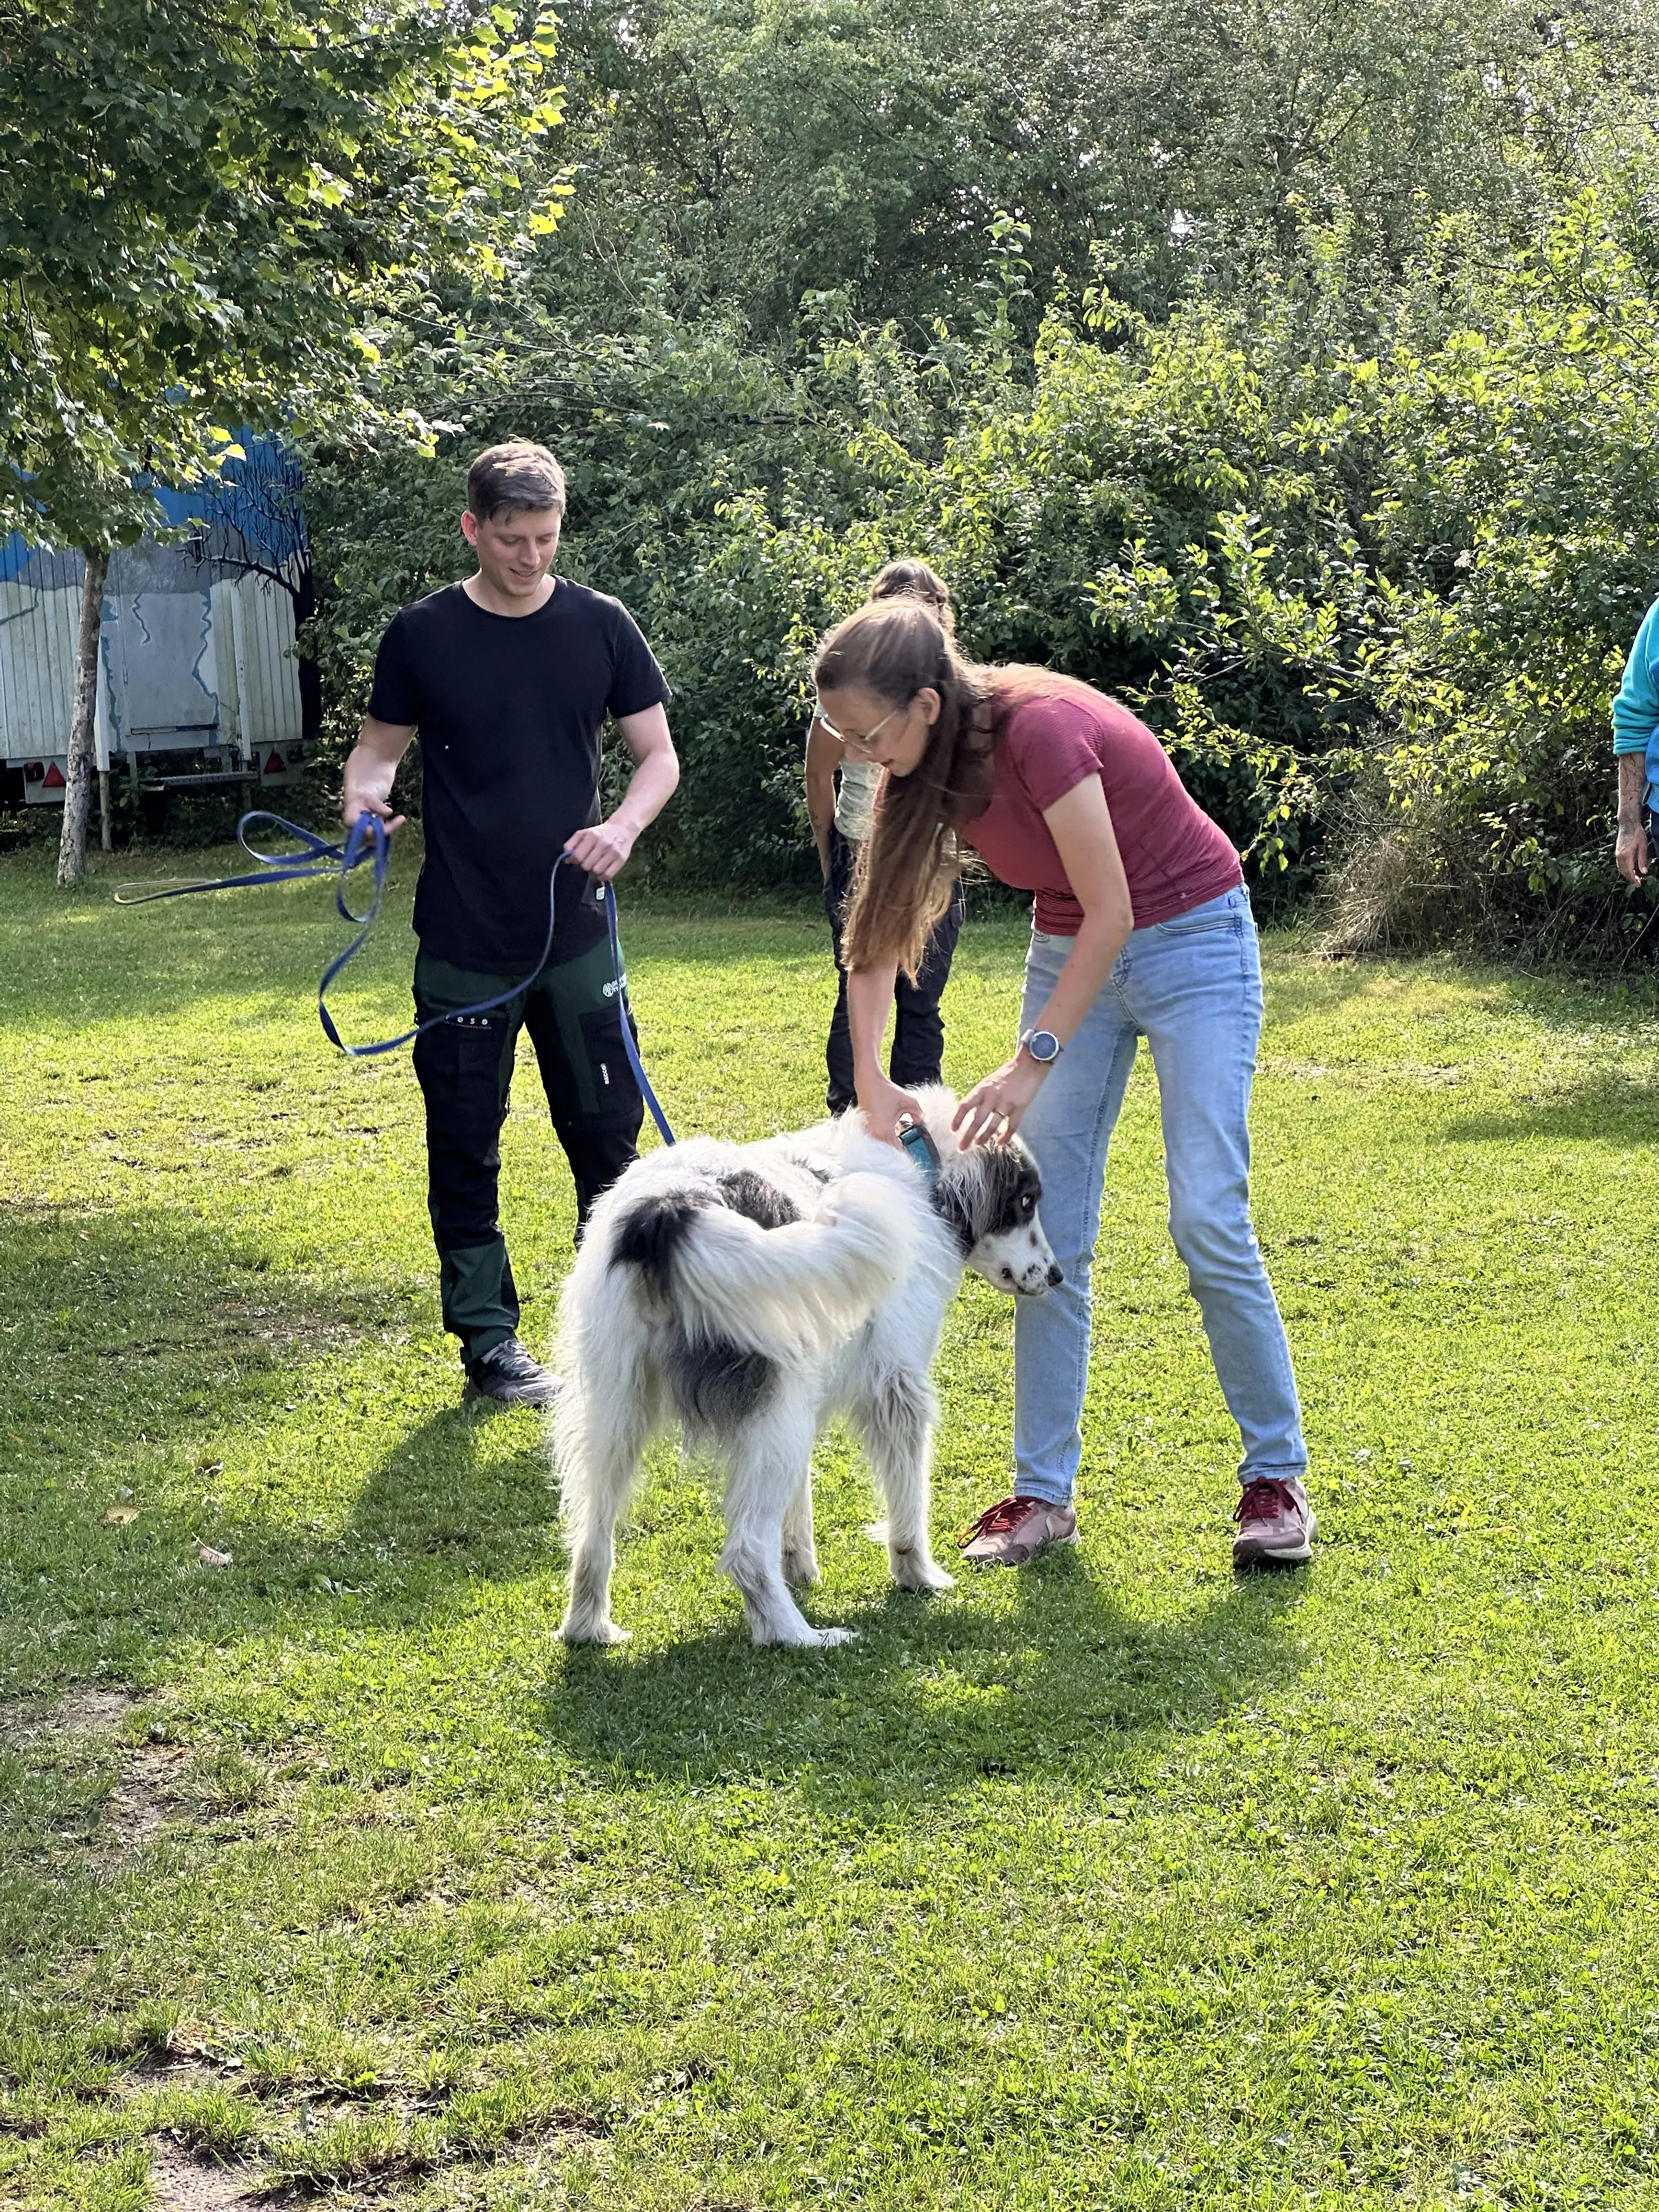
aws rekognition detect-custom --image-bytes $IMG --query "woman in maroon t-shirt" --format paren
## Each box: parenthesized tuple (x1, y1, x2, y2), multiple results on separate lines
(813, 596, 1312, 1571)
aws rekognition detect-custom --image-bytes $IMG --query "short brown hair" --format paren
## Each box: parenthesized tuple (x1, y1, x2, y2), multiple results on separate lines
(466, 441, 566, 523)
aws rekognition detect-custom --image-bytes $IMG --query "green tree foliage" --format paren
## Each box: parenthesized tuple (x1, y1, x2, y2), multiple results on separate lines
(1, 0, 566, 543)
(1, 0, 567, 878)
(300, 0, 1659, 949)
(548, 0, 1657, 326)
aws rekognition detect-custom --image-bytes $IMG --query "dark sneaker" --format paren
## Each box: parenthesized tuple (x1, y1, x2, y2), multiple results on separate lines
(1232, 1476, 1317, 1568)
(463, 1336, 560, 1410)
(960, 1494, 1078, 1566)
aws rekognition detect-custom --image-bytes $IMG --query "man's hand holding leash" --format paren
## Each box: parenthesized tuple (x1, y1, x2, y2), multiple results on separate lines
(562, 702, 679, 884)
(342, 713, 412, 838)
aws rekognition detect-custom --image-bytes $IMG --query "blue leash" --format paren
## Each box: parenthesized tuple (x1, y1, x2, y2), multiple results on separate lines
(116, 811, 677, 1145)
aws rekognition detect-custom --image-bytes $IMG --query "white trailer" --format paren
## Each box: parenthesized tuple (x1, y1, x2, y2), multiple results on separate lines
(0, 439, 315, 806)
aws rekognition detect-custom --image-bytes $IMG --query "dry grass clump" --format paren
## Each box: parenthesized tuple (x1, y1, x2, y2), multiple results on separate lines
(1315, 783, 1489, 957)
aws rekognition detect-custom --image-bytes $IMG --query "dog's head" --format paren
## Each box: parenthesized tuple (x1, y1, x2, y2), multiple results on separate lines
(935, 1133, 1062, 1299)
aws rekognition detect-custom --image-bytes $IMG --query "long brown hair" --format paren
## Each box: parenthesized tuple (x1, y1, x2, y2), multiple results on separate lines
(814, 599, 992, 979)
(815, 600, 1108, 977)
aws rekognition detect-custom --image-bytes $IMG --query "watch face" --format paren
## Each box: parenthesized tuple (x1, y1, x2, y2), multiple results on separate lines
(1028, 1029, 1060, 1063)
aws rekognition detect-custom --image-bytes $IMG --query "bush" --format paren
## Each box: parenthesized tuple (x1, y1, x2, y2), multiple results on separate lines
(301, 154, 1659, 950)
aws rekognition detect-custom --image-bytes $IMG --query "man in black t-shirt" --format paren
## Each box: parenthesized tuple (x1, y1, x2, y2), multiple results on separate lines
(343, 441, 679, 1408)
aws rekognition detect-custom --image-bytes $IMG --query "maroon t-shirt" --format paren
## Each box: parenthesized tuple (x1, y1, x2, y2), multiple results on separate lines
(960, 689, 1243, 935)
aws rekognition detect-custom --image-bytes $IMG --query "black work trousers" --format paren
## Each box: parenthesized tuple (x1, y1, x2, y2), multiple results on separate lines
(823, 822, 966, 1114)
(412, 935, 643, 1359)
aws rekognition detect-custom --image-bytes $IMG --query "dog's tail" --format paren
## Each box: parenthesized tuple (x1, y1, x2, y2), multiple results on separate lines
(663, 1170, 911, 1363)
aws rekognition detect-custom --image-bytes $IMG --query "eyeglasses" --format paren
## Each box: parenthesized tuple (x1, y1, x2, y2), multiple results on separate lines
(816, 701, 907, 756)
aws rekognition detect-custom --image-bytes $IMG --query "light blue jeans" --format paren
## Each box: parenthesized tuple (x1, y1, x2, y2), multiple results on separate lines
(1013, 885, 1306, 1502)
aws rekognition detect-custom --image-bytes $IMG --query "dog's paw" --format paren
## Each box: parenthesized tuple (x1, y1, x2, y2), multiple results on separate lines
(753, 1622, 857, 1648)
(561, 1617, 632, 1645)
(889, 1547, 955, 1594)
(781, 1547, 821, 1588)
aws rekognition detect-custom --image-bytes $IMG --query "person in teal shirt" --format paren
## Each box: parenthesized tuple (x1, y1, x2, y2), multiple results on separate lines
(1614, 597, 1659, 884)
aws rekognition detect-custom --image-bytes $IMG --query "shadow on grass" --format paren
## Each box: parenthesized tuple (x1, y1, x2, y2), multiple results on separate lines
(1442, 1066, 1659, 1146)
(0, 1201, 561, 1691)
(1259, 936, 1659, 1036)
(540, 1551, 1306, 1808)
(2, 1167, 1300, 1807)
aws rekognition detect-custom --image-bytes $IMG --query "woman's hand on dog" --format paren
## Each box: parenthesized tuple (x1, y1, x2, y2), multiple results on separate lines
(953, 1057, 1047, 1147)
(856, 1070, 930, 1148)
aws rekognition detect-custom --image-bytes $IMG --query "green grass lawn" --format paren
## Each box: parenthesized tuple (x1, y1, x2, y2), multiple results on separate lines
(4, 834, 1659, 2211)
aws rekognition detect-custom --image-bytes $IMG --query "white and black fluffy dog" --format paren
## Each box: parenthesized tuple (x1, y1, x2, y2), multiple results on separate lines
(554, 1087, 1060, 1648)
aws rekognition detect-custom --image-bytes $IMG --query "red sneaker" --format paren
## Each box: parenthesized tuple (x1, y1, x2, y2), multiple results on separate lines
(959, 1494, 1078, 1567)
(1232, 1476, 1317, 1568)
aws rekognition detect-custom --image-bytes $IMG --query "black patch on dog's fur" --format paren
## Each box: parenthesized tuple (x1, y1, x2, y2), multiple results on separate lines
(713, 1167, 801, 1229)
(927, 1176, 977, 1256)
(614, 1171, 798, 1302)
(613, 1190, 706, 1299)
(933, 1143, 1043, 1256)
(781, 1149, 832, 1184)
(666, 1329, 775, 1426)
(980, 1147, 1043, 1238)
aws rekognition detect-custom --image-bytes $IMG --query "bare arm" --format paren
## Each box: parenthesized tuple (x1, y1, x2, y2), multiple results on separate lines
(565, 703, 680, 883)
(1617, 751, 1648, 884)
(804, 715, 841, 878)
(342, 715, 415, 833)
(953, 776, 1134, 1147)
(848, 960, 915, 1145)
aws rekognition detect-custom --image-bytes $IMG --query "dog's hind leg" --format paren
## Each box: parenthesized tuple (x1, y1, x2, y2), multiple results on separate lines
(722, 1401, 849, 1646)
(856, 1370, 955, 1595)
(780, 1467, 819, 1589)
(557, 1372, 653, 1646)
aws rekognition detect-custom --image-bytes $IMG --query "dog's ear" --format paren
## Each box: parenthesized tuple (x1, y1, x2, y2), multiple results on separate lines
(928, 1144, 984, 1254)
(971, 1143, 1043, 1242)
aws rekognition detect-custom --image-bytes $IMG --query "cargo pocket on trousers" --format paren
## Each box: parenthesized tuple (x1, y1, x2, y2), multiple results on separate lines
(413, 1011, 514, 1137)
(577, 1003, 642, 1125)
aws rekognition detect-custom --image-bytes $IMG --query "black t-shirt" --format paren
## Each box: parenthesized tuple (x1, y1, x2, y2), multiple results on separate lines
(366, 579, 670, 970)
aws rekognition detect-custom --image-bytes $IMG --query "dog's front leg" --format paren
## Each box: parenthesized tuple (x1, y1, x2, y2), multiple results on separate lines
(780, 1467, 820, 1588)
(860, 1373, 955, 1595)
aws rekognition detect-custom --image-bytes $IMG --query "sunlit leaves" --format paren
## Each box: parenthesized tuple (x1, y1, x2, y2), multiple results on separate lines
(0, 0, 566, 546)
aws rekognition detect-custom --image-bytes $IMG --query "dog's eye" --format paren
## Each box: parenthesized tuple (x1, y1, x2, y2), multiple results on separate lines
(1019, 1193, 1036, 1216)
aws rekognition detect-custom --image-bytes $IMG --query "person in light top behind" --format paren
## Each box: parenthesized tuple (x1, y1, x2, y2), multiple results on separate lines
(804, 561, 965, 1115)
(814, 594, 1313, 1570)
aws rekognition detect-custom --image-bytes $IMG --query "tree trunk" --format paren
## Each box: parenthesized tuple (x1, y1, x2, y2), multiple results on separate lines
(57, 545, 110, 889)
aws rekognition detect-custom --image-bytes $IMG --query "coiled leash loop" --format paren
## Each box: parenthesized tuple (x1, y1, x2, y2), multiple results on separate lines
(114, 811, 353, 903)
(116, 811, 676, 1144)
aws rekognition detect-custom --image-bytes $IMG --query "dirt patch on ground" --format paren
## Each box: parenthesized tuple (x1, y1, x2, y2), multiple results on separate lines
(0, 1686, 140, 1745)
(1, 1686, 192, 1862)
(102, 1742, 191, 1850)
(149, 2144, 261, 2212)
(119, 2049, 227, 2100)
(55, 1688, 142, 1733)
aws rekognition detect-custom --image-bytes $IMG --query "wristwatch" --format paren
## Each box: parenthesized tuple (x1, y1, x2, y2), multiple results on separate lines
(1019, 1028, 1063, 1065)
